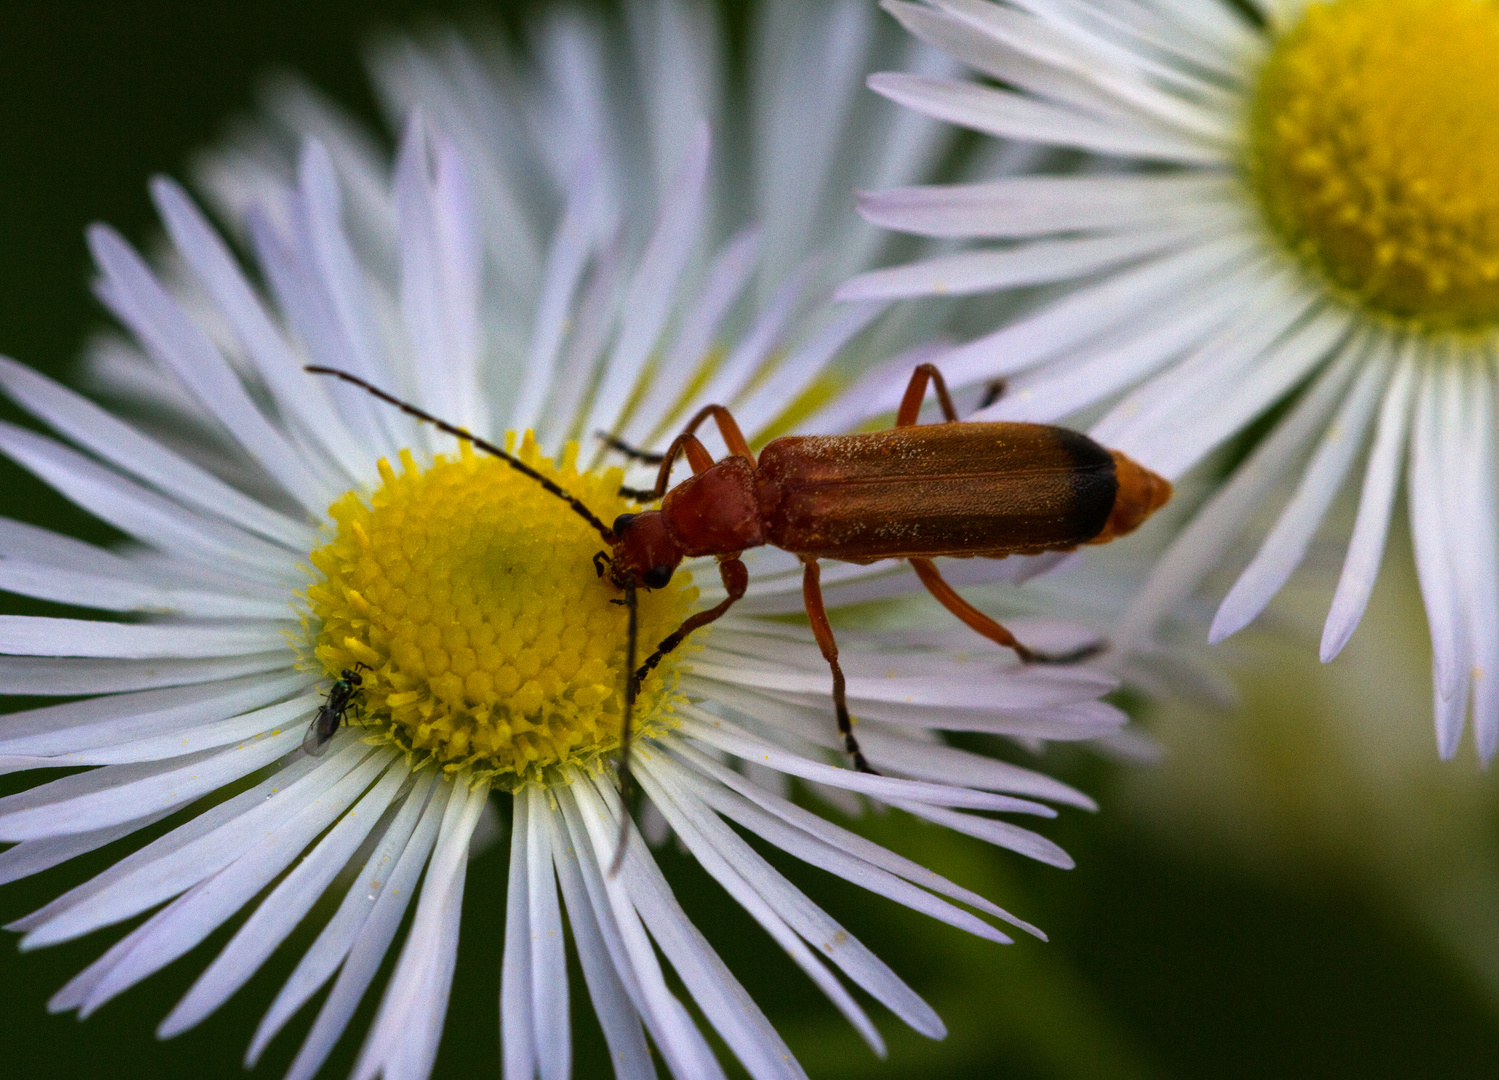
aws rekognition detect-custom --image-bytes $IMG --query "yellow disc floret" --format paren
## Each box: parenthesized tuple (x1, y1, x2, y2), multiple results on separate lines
(306, 436, 695, 788)
(1249, 0, 1499, 329)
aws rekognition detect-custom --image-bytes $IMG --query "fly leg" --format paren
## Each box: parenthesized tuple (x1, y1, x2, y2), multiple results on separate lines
(802, 558, 878, 774)
(909, 557, 1102, 664)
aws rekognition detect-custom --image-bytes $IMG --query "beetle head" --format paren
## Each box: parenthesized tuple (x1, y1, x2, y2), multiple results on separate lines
(609, 511, 683, 590)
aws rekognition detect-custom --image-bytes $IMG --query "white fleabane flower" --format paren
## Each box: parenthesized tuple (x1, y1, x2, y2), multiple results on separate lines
(848, 0, 1499, 761)
(0, 4, 1124, 1080)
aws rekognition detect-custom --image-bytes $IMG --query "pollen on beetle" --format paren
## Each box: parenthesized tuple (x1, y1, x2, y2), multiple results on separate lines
(305, 435, 696, 788)
(1247, 0, 1499, 330)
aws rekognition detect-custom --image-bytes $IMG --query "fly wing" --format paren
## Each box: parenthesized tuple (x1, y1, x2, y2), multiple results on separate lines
(302, 707, 338, 756)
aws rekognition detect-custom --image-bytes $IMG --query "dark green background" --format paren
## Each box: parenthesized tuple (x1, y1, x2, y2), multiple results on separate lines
(0, 2, 1496, 1078)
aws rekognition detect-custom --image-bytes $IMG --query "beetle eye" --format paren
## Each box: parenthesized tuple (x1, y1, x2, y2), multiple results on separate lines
(643, 565, 673, 589)
(611, 513, 637, 536)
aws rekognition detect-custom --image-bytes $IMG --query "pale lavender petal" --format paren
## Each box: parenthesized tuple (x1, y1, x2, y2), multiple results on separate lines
(1322, 342, 1417, 661)
(1210, 348, 1390, 643)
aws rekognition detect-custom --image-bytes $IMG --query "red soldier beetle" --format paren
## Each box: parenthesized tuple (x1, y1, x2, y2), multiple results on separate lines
(307, 363, 1171, 865)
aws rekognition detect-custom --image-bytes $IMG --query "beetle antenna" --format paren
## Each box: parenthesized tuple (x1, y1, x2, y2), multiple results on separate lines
(307, 366, 616, 541)
(608, 573, 639, 878)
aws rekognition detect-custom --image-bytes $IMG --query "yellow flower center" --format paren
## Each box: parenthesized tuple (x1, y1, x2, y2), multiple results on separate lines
(306, 437, 696, 788)
(1248, 0, 1499, 329)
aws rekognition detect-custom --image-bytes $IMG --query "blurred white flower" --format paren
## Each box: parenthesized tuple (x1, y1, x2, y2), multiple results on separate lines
(0, 3, 1125, 1079)
(849, 0, 1499, 761)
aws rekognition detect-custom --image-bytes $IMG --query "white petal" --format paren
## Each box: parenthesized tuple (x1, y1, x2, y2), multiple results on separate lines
(157, 757, 407, 1036)
(980, 253, 1267, 424)
(0, 652, 289, 696)
(887, 0, 1234, 144)
(685, 653, 1112, 709)
(15, 740, 370, 941)
(1145, 305, 1357, 480)
(395, 115, 485, 432)
(0, 669, 306, 747)
(147, 177, 370, 485)
(585, 122, 711, 442)
(738, 301, 889, 439)
(246, 768, 439, 1067)
(697, 260, 817, 425)
(1408, 360, 1467, 755)
(678, 708, 1053, 814)
(0, 615, 288, 659)
(512, 166, 607, 435)
(543, 802, 657, 1080)
(620, 226, 762, 450)
(580, 773, 805, 1080)
(1089, 266, 1308, 448)
(88, 224, 333, 514)
(1115, 344, 1363, 649)
(634, 756, 887, 1055)
(1322, 342, 1417, 660)
(2, 690, 317, 766)
(669, 736, 1034, 940)
(0, 355, 315, 549)
(560, 782, 726, 1080)
(838, 224, 1213, 300)
(689, 673, 1124, 741)
(0, 420, 295, 585)
(855, 173, 1234, 239)
(0, 803, 180, 887)
(501, 788, 537, 1080)
(891, 799, 1073, 867)
(524, 785, 571, 1080)
(6, 749, 328, 934)
(1458, 360, 1499, 761)
(291, 140, 414, 456)
(48, 881, 207, 1014)
(351, 778, 490, 1080)
(867, 72, 1224, 163)
(753, 0, 875, 292)
(629, 0, 722, 207)
(247, 205, 404, 462)
(876, 233, 1258, 410)
(1210, 347, 1391, 642)
(275, 774, 448, 1080)
(535, 229, 628, 452)
(0, 558, 293, 621)
(0, 725, 306, 843)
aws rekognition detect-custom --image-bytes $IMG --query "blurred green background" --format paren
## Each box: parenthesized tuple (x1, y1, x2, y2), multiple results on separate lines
(2, 2, 1498, 1078)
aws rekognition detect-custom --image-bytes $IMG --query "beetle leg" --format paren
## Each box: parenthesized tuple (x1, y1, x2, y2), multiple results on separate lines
(674, 404, 756, 463)
(612, 404, 757, 500)
(635, 432, 718, 500)
(596, 432, 666, 464)
(896, 363, 960, 427)
(632, 556, 749, 691)
(909, 557, 1104, 664)
(801, 558, 879, 774)
(911, 556, 1036, 662)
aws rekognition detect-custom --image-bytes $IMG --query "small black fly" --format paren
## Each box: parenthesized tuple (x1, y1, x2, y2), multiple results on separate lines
(304, 663, 369, 756)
